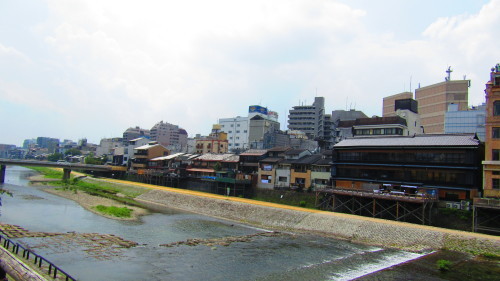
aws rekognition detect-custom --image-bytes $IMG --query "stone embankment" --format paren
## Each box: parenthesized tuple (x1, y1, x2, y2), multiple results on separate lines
(136, 188, 500, 254)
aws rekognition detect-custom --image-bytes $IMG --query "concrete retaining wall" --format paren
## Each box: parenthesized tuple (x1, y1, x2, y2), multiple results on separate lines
(137, 189, 500, 254)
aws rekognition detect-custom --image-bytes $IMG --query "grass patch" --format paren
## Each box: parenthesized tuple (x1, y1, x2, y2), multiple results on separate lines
(437, 259, 452, 271)
(94, 205, 132, 218)
(26, 166, 63, 179)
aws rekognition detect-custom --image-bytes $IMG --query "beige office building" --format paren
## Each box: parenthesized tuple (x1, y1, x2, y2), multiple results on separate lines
(415, 80, 469, 134)
(382, 92, 413, 117)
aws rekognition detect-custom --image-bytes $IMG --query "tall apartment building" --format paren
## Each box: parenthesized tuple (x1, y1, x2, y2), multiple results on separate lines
(36, 137, 60, 154)
(150, 121, 188, 152)
(382, 92, 413, 117)
(288, 97, 325, 140)
(122, 126, 150, 145)
(483, 63, 500, 198)
(415, 71, 469, 133)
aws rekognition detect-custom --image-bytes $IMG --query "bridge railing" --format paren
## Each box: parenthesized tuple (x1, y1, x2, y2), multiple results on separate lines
(0, 234, 76, 281)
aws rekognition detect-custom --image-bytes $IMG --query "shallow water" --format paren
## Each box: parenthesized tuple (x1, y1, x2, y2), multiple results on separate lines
(0, 166, 425, 281)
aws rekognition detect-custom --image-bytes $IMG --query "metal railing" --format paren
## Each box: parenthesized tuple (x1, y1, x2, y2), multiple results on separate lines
(0, 234, 76, 281)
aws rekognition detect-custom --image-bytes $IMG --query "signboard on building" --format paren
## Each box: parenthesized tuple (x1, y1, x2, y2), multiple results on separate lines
(249, 105, 268, 115)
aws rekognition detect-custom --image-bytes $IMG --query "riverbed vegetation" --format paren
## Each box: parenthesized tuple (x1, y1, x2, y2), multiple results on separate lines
(93, 205, 133, 218)
(28, 166, 64, 179)
(27, 167, 148, 207)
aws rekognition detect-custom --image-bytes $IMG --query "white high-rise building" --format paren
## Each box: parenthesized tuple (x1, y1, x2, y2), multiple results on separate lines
(219, 105, 278, 151)
(219, 116, 249, 151)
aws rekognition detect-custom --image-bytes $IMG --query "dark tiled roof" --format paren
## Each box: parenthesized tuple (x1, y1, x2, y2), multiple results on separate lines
(267, 146, 291, 152)
(339, 116, 407, 127)
(259, 157, 283, 163)
(334, 134, 480, 148)
(291, 154, 322, 164)
(314, 158, 331, 165)
(285, 149, 308, 155)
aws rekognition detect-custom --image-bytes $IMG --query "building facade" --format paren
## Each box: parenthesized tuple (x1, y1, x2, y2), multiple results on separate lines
(150, 121, 188, 152)
(219, 116, 249, 151)
(482, 63, 500, 198)
(122, 126, 150, 145)
(383, 92, 413, 117)
(220, 105, 278, 152)
(288, 97, 325, 140)
(445, 104, 486, 142)
(415, 77, 469, 134)
(332, 134, 483, 200)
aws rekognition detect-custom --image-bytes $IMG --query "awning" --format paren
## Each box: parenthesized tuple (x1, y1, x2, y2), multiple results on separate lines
(186, 168, 215, 173)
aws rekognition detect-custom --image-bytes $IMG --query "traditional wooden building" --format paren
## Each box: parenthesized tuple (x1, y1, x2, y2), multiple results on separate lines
(332, 134, 483, 200)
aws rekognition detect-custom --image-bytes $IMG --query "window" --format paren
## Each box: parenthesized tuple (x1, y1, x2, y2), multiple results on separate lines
(493, 179, 500, 189)
(231, 124, 234, 127)
(244, 130, 248, 133)
(237, 124, 240, 127)
(279, 176, 287, 182)
(494, 128, 500, 139)
(236, 130, 240, 133)
(493, 149, 500, 161)
(494, 101, 500, 116)
(228, 131, 232, 133)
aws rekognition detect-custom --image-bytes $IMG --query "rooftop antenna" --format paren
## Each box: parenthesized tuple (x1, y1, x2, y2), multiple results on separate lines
(445, 66, 453, 81)
(410, 75, 412, 92)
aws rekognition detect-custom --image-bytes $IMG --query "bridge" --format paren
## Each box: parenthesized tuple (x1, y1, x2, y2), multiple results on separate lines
(0, 159, 125, 183)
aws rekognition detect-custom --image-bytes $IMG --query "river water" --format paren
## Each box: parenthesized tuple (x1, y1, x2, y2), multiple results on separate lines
(0, 166, 425, 281)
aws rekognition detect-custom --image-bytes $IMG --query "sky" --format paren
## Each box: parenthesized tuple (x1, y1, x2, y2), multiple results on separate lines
(1, 0, 499, 146)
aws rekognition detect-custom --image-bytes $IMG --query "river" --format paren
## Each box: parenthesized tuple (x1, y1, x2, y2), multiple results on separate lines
(0, 166, 425, 281)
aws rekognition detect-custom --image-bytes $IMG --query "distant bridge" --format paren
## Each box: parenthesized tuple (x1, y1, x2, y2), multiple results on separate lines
(0, 159, 125, 183)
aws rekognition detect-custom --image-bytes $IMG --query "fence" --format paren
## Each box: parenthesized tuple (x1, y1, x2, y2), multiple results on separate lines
(0, 234, 76, 281)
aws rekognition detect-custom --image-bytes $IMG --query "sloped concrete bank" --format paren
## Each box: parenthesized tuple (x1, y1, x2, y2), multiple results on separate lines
(136, 189, 500, 254)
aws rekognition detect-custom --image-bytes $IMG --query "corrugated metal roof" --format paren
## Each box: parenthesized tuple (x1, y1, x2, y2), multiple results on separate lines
(334, 134, 480, 148)
(150, 152, 186, 161)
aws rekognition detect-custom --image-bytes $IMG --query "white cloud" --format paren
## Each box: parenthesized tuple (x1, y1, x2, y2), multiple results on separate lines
(1, 0, 499, 145)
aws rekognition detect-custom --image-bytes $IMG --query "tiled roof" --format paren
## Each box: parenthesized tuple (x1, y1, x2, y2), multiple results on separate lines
(240, 149, 267, 156)
(285, 149, 308, 155)
(260, 157, 283, 163)
(291, 154, 322, 165)
(334, 134, 480, 148)
(194, 153, 238, 162)
(267, 146, 291, 152)
(314, 158, 331, 165)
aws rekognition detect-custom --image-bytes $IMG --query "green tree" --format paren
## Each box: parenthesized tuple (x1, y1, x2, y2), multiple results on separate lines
(85, 153, 106, 165)
(64, 148, 82, 156)
(47, 152, 64, 162)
